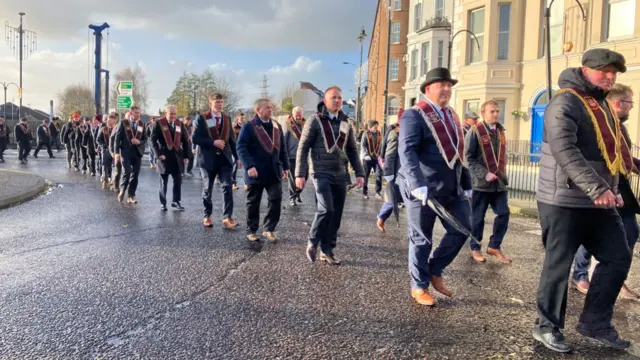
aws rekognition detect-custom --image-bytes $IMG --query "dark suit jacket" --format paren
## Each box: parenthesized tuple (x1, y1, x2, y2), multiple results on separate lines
(114, 119, 147, 158)
(397, 107, 471, 197)
(192, 112, 237, 170)
(150, 118, 190, 174)
(382, 126, 400, 178)
(236, 117, 289, 185)
(37, 124, 51, 144)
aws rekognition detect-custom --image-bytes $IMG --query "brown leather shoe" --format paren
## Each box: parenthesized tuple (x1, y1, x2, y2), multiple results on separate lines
(471, 250, 486, 263)
(572, 279, 589, 295)
(232, 184, 239, 190)
(203, 217, 213, 228)
(411, 288, 436, 306)
(127, 196, 137, 204)
(487, 248, 512, 264)
(377, 218, 385, 233)
(222, 218, 239, 229)
(319, 252, 341, 265)
(263, 231, 278, 242)
(619, 283, 640, 300)
(247, 233, 259, 241)
(117, 191, 125, 202)
(430, 275, 452, 297)
(243, 185, 248, 191)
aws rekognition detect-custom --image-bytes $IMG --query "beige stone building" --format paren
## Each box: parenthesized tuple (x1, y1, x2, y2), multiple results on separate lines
(363, 0, 410, 127)
(450, 0, 640, 145)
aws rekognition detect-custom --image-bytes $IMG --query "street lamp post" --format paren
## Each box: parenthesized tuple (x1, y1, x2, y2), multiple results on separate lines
(383, 5, 392, 134)
(0, 81, 20, 120)
(4, 13, 37, 119)
(356, 27, 367, 132)
(544, 0, 586, 100)
(447, 29, 481, 69)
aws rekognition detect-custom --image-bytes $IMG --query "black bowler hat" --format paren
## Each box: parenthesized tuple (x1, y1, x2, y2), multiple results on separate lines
(582, 48, 626, 73)
(420, 67, 458, 94)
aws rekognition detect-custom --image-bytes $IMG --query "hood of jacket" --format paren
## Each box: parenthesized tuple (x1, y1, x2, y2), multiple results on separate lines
(558, 67, 607, 101)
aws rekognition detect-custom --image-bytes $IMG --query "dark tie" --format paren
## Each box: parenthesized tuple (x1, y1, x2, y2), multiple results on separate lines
(215, 117, 221, 127)
(441, 108, 457, 141)
(132, 122, 137, 132)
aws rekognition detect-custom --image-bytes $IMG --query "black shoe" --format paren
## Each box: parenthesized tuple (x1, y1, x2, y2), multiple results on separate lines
(319, 252, 341, 265)
(532, 327, 572, 353)
(289, 199, 297, 207)
(171, 202, 185, 211)
(49, 155, 55, 158)
(306, 243, 317, 263)
(160, 204, 167, 211)
(297, 196, 302, 203)
(575, 324, 631, 350)
(33, 154, 38, 158)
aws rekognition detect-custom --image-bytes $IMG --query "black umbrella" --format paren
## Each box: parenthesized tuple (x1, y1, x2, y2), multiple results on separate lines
(426, 197, 480, 243)
(385, 179, 400, 227)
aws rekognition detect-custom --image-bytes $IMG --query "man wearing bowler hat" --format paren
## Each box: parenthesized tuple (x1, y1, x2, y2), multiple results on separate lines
(533, 48, 631, 352)
(397, 67, 472, 306)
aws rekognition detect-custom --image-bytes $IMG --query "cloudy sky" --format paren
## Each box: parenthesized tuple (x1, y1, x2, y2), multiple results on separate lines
(0, 0, 376, 114)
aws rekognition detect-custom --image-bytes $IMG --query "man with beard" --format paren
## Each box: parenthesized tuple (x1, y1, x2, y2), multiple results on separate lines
(533, 48, 631, 352)
(284, 106, 306, 206)
(14, 117, 32, 164)
(232, 112, 245, 190)
(97, 113, 117, 189)
(151, 105, 190, 211)
(114, 106, 146, 204)
(571, 83, 640, 300)
(193, 93, 239, 228)
(236, 98, 288, 242)
(296, 86, 364, 264)
(0, 117, 9, 163)
(34, 118, 54, 159)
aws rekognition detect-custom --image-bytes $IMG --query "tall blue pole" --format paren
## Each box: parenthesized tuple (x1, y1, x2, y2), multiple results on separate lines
(89, 22, 109, 115)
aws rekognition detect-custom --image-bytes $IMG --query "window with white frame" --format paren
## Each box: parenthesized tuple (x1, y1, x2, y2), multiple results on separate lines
(391, 22, 401, 44)
(468, 8, 485, 64)
(388, 97, 400, 115)
(497, 3, 511, 60)
(410, 49, 418, 80)
(414, 3, 422, 32)
(465, 99, 480, 115)
(421, 42, 430, 76)
(547, 0, 564, 57)
(437, 40, 444, 67)
(389, 58, 399, 81)
(606, 0, 636, 39)
(496, 100, 506, 124)
(435, 0, 445, 18)
(393, 0, 402, 11)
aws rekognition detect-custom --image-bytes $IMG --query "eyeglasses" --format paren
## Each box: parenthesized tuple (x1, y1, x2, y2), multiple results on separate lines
(620, 100, 634, 107)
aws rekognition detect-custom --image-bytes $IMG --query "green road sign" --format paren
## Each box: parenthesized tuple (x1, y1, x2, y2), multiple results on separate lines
(117, 81, 133, 96)
(117, 95, 133, 109)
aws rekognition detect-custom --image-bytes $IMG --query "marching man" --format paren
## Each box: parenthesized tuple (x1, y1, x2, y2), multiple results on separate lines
(464, 100, 512, 264)
(284, 106, 306, 206)
(360, 120, 383, 200)
(114, 106, 146, 204)
(397, 68, 472, 306)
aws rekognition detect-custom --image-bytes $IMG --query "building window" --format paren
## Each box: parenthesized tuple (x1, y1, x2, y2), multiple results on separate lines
(393, 0, 402, 11)
(388, 97, 400, 115)
(496, 100, 506, 124)
(414, 3, 422, 32)
(410, 49, 418, 80)
(391, 22, 401, 44)
(468, 8, 485, 64)
(435, 0, 445, 18)
(464, 99, 480, 115)
(389, 58, 399, 81)
(606, 0, 636, 39)
(497, 3, 511, 60)
(545, 0, 564, 57)
(421, 42, 430, 75)
(437, 40, 444, 67)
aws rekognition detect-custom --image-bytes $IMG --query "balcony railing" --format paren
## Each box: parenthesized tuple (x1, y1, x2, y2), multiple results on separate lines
(418, 17, 451, 32)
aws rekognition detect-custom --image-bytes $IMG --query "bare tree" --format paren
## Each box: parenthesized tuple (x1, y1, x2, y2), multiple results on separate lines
(57, 83, 94, 119)
(277, 82, 297, 112)
(166, 70, 242, 115)
(110, 64, 151, 112)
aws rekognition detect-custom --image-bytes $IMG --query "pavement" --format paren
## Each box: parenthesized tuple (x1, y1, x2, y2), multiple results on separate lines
(2, 149, 640, 359)
(0, 166, 48, 209)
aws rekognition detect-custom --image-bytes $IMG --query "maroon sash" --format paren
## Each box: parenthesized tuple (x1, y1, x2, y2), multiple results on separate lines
(414, 100, 464, 168)
(158, 117, 183, 151)
(251, 118, 280, 153)
(54, 121, 61, 132)
(287, 116, 304, 141)
(19, 123, 29, 135)
(557, 88, 621, 175)
(318, 116, 349, 152)
(366, 130, 382, 157)
(40, 124, 50, 137)
(203, 111, 230, 142)
(123, 119, 144, 143)
(474, 122, 506, 175)
(0, 124, 5, 137)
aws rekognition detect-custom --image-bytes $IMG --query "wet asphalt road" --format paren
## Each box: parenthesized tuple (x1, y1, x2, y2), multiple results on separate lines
(2, 150, 640, 359)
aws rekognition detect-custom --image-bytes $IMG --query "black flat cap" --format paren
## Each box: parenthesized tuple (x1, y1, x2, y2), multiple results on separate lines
(582, 48, 626, 73)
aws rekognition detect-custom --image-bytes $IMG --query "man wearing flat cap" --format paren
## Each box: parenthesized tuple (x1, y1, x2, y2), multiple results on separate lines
(397, 67, 472, 306)
(533, 48, 632, 352)
(463, 112, 479, 135)
(360, 119, 383, 199)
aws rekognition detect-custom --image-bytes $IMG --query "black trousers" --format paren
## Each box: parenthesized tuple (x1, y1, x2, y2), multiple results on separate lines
(201, 163, 233, 219)
(18, 142, 30, 161)
(0, 139, 6, 159)
(309, 177, 347, 255)
(34, 142, 53, 157)
(120, 155, 141, 197)
(287, 158, 307, 200)
(159, 172, 182, 205)
(71, 145, 80, 169)
(246, 182, 282, 234)
(102, 151, 113, 180)
(113, 160, 122, 188)
(536, 202, 631, 334)
(363, 158, 382, 195)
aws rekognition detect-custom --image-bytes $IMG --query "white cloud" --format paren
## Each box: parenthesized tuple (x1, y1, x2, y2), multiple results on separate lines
(168, 60, 176, 65)
(268, 56, 322, 74)
(164, 33, 179, 40)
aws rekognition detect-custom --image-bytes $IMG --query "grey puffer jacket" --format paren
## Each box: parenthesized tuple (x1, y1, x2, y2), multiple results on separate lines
(295, 102, 364, 184)
(536, 67, 619, 208)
